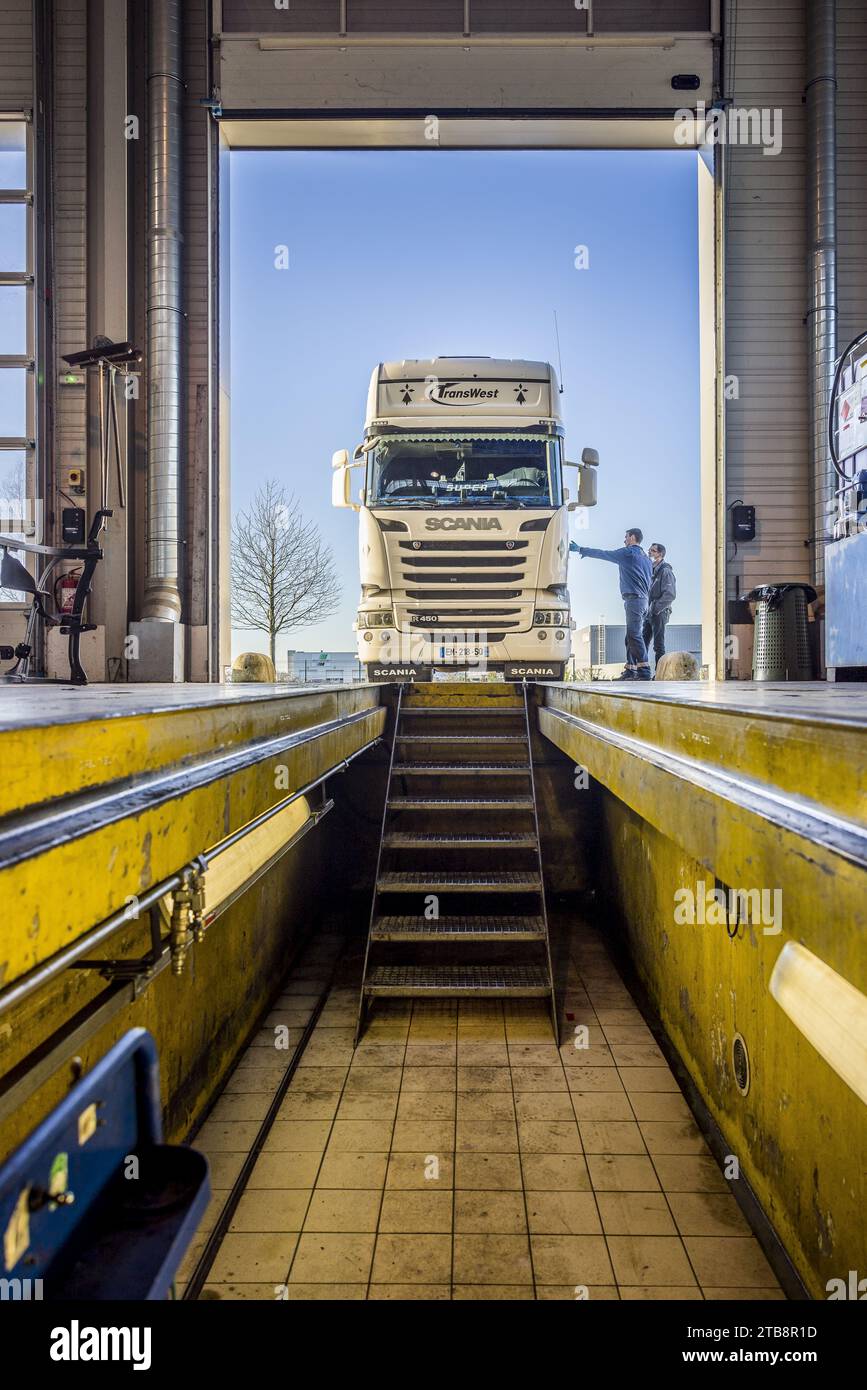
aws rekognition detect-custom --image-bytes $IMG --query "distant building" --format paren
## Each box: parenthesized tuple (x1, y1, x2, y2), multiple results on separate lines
(283, 650, 364, 684)
(573, 623, 702, 671)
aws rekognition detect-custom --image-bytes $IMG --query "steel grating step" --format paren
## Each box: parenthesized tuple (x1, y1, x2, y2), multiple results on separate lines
(401, 707, 523, 715)
(396, 733, 527, 744)
(392, 762, 530, 775)
(364, 964, 552, 997)
(371, 915, 546, 942)
(383, 832, 537, 849)
(377, 870, 541, 892)
(388, 795, 534, 810)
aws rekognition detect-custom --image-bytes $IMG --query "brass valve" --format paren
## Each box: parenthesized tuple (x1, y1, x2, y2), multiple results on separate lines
(190, 862, 207, 943)
(169, 872, 195, 976)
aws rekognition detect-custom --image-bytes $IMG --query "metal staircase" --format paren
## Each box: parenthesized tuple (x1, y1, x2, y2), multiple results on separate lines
(356, 683, 557, 1041)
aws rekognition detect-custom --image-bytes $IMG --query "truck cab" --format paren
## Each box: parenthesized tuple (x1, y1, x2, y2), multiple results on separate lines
(332, 357, 599, 681)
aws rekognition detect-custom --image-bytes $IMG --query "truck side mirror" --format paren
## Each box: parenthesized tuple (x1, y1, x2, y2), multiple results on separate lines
(332, 448, 350, 469)
(332, 465, 356, 509)
(581, 447, 599, 467)
(578, 464, 598, 508)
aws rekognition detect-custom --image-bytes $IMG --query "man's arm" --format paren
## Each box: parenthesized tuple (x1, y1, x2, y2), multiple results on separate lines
(570, 544, 628, 564)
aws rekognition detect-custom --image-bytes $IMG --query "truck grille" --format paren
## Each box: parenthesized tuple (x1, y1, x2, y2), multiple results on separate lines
(390, 535, 540, 623)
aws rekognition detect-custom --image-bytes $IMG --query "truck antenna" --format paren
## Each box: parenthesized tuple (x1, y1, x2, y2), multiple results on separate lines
(553, 310, 565, 393)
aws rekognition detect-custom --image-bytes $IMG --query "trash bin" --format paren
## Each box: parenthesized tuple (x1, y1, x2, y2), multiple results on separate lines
(742, 585, 817, 681)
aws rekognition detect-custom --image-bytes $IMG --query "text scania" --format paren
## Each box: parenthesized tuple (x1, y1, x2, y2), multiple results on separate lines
(49, 1320, 152, 1371)
(425, 517, 503, 531)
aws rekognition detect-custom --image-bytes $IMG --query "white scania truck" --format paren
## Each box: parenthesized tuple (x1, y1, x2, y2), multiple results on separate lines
(332, 357, 599, 681)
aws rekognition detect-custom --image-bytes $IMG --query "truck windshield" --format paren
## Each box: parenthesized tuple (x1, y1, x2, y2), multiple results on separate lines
(366, 433, 562, 508)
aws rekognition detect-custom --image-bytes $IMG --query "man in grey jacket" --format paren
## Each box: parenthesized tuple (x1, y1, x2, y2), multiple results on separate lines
(643, 543, 676, 671)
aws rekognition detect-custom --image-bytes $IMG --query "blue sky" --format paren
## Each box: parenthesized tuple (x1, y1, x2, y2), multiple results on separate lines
(229, 148, 700, 661)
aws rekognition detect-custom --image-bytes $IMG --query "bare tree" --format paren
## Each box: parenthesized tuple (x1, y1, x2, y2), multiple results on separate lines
(230, 480, 341, 667)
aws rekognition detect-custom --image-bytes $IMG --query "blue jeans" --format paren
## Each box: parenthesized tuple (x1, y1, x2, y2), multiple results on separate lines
(623, 595, 649, 668)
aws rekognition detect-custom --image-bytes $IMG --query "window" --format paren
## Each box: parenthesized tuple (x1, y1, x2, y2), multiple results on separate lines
(0, 116, 36, 602)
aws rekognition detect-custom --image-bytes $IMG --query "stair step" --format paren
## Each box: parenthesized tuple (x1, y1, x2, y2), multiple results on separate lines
(388, 795, 535, 810)
(401, 706, 523, 715)
(392, 762, 530, 775)
(364, 964, 552, 997)
(383, 832, 537, 849)
(377, 871, 541, 892)
(396, 734, 526, 744)
(371, 915, 546, 942)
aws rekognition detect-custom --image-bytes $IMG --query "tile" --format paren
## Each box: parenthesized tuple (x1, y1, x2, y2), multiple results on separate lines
(453, 1234, 533, 1285)
(326, 1120, 394, 1152)
(596, 1192, 677, 1236)
(521, 1154, 592, 1191)
(303, 1189, 381, 1233)
(683, 1237, 780, 1288)
(290, 1066, 350, 1091)
(587, 1155, 660, 1192)
(516, 1119, 582, 1154)
(667, 1192, 753, 1238)
(403, 1043, 457, 1066)
(368, 1284, 451, 1300)
(454, 1191, 528, 1235)
(456, 1120, 519, 1153)
(277, 1091, 341, 1122)
(452, 1285, 534, 1300)
(628, 1092, 694, 1123)
(282, 1281, 367, 1300)
(378, 1190, 453, 1234)
(199, 1283, 281, 1301)
(391, 1120, 455, 1152)
(536, 1285, 619, 1301)
(248, 1151, 321, 1189)
(230, 1190, 310, 1233)
(653, 1155, 729, 1194)
(526, 1191, 602, 1236)
(530, 1235, 614, 1286)
(609, 1043, 668, 1067)
(263, 1121, 331, 1153)
(385, 1152, 454, 1189)
(351, 1043, 407, 1067)
(456, 1066, 512, 1092)
(456, 1043, 509, 1066)
(510, 1066, 568, 1092)
(607, 1235, 697, 1287)
(455, 1152, 523, 1191)
(599, 1025, 657, 1045)
(509, 1044, 562, 1066)
(396, 1091, 455, 1122)
(340, 1066, 402, 1094)
(514, 1092, 575, 1122)
(702, 1288, 786, 1301)
(401, 1067, 459, 1093)
(565, 1068, 625, 1093)
(204, 1152, 247, 1188)
(224, 1069, 286, 1094)
(289, 1233, 375, 1283)
(335, 1091, 399, 1121)
(196, 1120, 261, 1153)
(208, 1093, 272, 1123)
(316, 1150, 388, 1190)
(639, 1121, 709, 1156)
(618, 1067, 680, 1094)
(619, 1286, 703, 1301)
(371, 1234, 452, 1284)
(570, 1092, 635, 1121)
(457, 1091, 517, 1122)
(579, 1122, 646, 1155)
(210, 1233, 299, 1284)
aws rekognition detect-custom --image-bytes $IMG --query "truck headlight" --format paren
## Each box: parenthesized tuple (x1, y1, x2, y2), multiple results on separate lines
(533, 609, 569, 626)
(357, 610, 395, 629)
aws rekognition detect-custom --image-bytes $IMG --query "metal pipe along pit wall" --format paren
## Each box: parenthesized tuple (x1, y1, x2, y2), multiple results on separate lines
(143, 0, 184, 622)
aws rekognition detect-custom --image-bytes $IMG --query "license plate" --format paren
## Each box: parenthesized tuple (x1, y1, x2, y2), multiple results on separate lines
(439, 645, 488, 662)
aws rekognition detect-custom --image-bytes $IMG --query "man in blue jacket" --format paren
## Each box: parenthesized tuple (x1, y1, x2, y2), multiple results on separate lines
(570, 527, 653, 680)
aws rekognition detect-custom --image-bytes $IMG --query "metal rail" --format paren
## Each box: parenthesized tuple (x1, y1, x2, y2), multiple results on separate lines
(0, 739, 379, 1020)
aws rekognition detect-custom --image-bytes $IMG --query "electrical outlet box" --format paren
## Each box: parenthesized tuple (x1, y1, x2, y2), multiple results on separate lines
(67, 469, 86, 495)
(732, 504, 756, 542)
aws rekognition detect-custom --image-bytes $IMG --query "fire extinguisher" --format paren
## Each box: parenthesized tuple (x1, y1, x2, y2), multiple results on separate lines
(60, 570, 80, 613)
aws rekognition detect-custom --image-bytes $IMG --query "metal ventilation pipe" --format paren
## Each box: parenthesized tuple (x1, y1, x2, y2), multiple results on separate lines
(806, 0, 837, 588)
(142, 0, 183, 621)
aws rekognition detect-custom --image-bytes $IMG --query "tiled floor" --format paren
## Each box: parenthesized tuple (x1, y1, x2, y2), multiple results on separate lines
(180, 921, 785, 1302)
